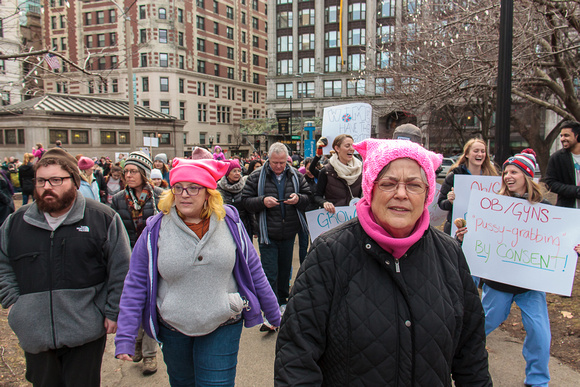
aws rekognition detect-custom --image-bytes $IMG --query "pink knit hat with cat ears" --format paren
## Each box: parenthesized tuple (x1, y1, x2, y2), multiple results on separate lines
(352, 139, 443, 208)
(170, 159, 228, 189)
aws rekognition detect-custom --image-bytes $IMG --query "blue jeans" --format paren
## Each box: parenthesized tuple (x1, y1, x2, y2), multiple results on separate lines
(158, 321, 243, 387)
(297, 228, 310, 265)
(22, 194, 33, 205)
(482, 284, 550, 387)
(259, 237, 295, 305)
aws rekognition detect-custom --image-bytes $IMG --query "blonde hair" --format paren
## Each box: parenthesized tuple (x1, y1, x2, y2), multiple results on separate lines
(23, 153, 34, 164)
(498, 170, 545, 204)
(79, 169, 94, 184)
(158, 187, 226, 221)
(449, 138, 498, 176)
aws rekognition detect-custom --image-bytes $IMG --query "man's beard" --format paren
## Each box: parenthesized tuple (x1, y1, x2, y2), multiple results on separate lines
(34, 186, 77, 214)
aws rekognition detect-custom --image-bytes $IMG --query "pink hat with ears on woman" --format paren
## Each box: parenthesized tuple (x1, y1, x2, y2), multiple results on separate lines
(352, 139, 443, 210)
(169, 159, 229, 189)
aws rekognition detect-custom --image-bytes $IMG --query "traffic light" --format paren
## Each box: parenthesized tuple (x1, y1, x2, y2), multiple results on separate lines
(255, 139, 261, 149)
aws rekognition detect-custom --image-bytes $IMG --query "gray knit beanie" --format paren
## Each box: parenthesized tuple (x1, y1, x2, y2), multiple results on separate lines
(125, 151, 153, 178)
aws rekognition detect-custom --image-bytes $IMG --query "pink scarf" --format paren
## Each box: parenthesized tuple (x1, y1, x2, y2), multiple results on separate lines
(356, 197, 430, 259)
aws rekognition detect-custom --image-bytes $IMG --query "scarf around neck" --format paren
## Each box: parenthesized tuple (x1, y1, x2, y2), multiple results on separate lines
(217, 175, 247, 194)
(356, 196, 430, 259)
(125, 184, 157, 238)
(329, 153, 362, 185)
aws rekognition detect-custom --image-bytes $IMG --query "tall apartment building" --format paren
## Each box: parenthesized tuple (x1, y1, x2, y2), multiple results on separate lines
(0, 0, 42, 105)
(268, 0, 421, 148)
(41, 0, 268, 156)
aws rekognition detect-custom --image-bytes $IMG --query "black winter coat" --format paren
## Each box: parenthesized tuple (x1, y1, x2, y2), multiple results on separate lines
(314, 163, 362, 207)
(275, 219, 491, 386)
(18, 162, 34, 196)
(544, 149, 579, 208)
(437, 165, 471, 234)
(242, 163, 311, 240)
(217, 176, 254, 236)
(111, 186, 164, 248)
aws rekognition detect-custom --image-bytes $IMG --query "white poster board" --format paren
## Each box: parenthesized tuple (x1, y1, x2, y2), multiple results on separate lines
(306, 206, 357, 241)
(428, 183, 447, 227)
(321, 103, 372, 153)
(462, 190, 580, 296)
(451, 175, 502, 235)
(143, 137, 159, 147)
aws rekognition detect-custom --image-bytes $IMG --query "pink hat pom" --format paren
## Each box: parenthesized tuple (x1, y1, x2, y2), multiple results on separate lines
(170, 159, 229, 189)
(352, 139, 443, 209)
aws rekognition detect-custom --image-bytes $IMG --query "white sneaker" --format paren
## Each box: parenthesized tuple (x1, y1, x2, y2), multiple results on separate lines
(279, 304, 287, 316)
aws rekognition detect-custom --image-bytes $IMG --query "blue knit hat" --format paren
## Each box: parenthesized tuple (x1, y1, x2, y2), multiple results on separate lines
(503, 148, 537, 178)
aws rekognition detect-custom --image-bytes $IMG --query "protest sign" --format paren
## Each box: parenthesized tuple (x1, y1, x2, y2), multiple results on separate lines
(451, 175, 502, 235)
(462, 190, 580, 296)
(428, 183, 447, 227)
(321, 103, 372, 153)
(306, 206, 357, 241)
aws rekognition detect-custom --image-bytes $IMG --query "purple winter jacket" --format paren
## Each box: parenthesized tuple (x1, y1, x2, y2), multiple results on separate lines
(115, 205, 281, 357)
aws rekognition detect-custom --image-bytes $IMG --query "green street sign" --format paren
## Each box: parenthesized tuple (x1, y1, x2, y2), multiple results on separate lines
(291, 135, 301, 140)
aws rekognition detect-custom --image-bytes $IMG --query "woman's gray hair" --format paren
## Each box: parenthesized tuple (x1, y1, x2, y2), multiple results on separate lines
(269, 142, 289, 158)
(377, 158, 430, 198)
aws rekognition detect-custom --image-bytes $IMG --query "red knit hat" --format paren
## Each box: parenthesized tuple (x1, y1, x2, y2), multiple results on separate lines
(169, 159, 228, 189)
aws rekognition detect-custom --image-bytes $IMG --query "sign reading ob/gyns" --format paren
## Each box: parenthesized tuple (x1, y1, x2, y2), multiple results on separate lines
(462, 190, 580, 296)
(321, 103, 372, 153)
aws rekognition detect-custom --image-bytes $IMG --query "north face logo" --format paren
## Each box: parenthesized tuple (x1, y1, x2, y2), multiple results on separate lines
(76, 226, 90, 232)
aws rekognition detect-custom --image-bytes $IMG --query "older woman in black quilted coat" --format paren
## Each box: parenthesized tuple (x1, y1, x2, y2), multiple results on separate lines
(275, 139, 491, 386)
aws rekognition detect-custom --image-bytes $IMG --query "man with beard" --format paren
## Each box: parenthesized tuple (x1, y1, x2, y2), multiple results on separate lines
(545, 121, 580, 208)
(0, 148, 131, 387)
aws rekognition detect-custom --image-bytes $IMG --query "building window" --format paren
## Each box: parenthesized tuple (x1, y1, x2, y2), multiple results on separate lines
(277, 36, 292, 52)
(298, 81, 315, 98)
(197, 60, 206, 73)
(84, 12, 92, 25)
(112, 79, 118, 92)
(198, 0, 205, 8)
(276, 83, 293, 99)
(160, 77, 169, 92)
(101, 131, 116, 145)
(226, 6, 233, 19)
(110, 32, 116, 46)
(159, 8, 166, 19)
(141, 53, 148, 67)
(109, 9, 116, 23)
(178, 8, 184, 22)
(348, 28, 366, 46)
(86, 35, 93, 48)
(277, 11, 292, 28)
(72, 130, 89, 144)
(97, 34, 105, 47)
(347, 79, 366, 96)
(198, 82, 206, 96)
(98, 57, 106, 70)
(96, 11, 104, 24)
(379, 0, 395, 17)
(49, 130, 68, 145)
(51, 16, 56, 29)
(140, 29, 147, 43)
(377, 52, 391, 69)
(213, 0, 218, 13)
(375, 77, 394, 94)
(277, 59, 293, 75)
(214, 64, 220, 76)
(252, 17, 259, 29)
(159, 29, 167, 43)
(198, 103, 207, 122)
(160, 101, 170, 114)
(253, 54, 259, 66)
(178, 32, 184, 46)
(241, 89, 246, 101)
(159, 133, 171, 145)
(227, 67, 234, 79)
(252, 0, 258, 11)
(324, 80, 342, 97)
(227, 47, 234, 59)
(377, 25, 394, 43)
(197, 38, 206, 52)
(348, 53, 366, 71)
(160, 53, 168, 67)
(143, 101, 150, 107)
(61, 37, 67, 50)
(242, 31, 246, 43)
(142, 77, 149, 92)
(111, 55, 118, 68)
(242, 12, 246, 24)
(324, 55, 342, 72)
(179, 78, 185, 93)
(227, 27, 233, 39)
(298, 9, 314, 26)
(200, 133, 206, 144)
(179, 55, 184, 69)
(60, 15, 65, 28)
(298, 58, 315, 73)
(241, 108, 247, 119)
(119, 132, 130, 144)
(252, 91, 259, 103)
(253, 36, 259, 48)
(180, 102, 186, 120)
(325, 31, 339, 48)
(214, 22, 219, 34)
(299, 33, 315, 50)
(325, 5, 338, 23)
(197, 16, 205, 29)
(348, 3, 366, 21)
(215, 84, 220, 98)
(139, 5, 146, 19)
(253, 73, 260, 84)
(217, 106, 231, 123)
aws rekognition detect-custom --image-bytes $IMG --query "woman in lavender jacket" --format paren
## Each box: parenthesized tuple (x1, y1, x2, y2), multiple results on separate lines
(115, 159, 280, 386)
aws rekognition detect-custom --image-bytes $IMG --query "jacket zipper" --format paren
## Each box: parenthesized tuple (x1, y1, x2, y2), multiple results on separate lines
(395, 258, 401, 273)
(49, 231, 57, 349)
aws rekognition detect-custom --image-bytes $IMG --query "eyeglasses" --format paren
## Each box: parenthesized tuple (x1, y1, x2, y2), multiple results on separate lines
(34, 176, 73, 187)
(172, 185, 203, 196)
(124, 169, 140, 176)
(374, 179, 428, 195)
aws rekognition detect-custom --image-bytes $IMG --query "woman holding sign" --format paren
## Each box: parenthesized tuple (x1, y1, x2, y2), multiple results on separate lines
(438, 138, 498, 234)
(456, 149, 579, 387)
(276, 139, 491, 385)
(313, 134, 362, 213)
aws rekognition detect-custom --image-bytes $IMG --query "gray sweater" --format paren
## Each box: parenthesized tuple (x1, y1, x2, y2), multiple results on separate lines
(156, 208, 239, 336)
